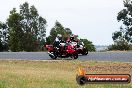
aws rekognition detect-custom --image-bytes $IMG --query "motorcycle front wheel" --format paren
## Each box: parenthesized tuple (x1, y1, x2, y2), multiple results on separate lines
(49, 52, 57, 60)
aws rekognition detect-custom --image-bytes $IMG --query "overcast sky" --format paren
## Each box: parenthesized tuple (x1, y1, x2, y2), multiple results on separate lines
(0, 0, 124, 45)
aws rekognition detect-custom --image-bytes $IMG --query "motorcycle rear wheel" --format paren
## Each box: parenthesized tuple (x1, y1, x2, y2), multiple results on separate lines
(73, 52, 78, 59)
(82, 49, 88, 55)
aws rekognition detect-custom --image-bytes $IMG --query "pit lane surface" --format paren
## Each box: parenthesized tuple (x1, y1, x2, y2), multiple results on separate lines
(0, 52, 132, 62)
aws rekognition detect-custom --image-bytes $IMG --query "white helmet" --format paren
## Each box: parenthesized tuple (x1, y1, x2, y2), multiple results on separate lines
(57, 34, 62, 37)
(57, 34, 62, 40)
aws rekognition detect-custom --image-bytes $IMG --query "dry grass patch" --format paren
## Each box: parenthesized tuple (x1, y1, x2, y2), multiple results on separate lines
(0, 60, 132, 88)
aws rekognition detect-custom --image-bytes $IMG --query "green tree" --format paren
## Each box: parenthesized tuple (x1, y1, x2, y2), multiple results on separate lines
(0, 22, 3, 49)
(46, 36, 52, 44)
(80, 39, 96, 52)
(47, 21, 71, 44)
(0, 21, 8, 51)
(7, 8, 24, 51)
(0, 24, 3, 51)
(116, 0, 132, 43)
(65, 28, 72, 35)
(20, 2, 47, 51)
(112, 28, 129, 50)
(7, 2, 47, 51)
(0, 41, 2, 51)
(112, 0, 132, 50)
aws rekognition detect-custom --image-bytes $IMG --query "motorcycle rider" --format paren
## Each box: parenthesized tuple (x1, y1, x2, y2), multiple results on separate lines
(67, 34, 76, 43)
(67, 34, 82, 48)
(53, 34, 67, 56)
(53, 34, 63, 49)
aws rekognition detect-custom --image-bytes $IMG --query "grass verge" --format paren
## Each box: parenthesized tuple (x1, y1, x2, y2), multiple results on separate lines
(0, 60, 132, 88)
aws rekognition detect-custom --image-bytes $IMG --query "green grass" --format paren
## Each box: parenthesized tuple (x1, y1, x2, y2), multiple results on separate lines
(0, 80, 6, 88)
(0, 60, 132, 88)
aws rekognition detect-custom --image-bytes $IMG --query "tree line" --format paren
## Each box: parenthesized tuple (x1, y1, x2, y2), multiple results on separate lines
(0, 2, 95, 52)
(109, 0, 132, 51)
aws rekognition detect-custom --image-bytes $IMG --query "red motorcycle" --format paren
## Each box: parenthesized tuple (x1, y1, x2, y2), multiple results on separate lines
(77, 42, 88, 55)
(45, 42, 78, 60)
(70, 42, 88, 55)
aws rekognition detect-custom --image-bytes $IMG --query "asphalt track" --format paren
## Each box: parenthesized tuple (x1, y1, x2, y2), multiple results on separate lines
(0, 52, 132, 62)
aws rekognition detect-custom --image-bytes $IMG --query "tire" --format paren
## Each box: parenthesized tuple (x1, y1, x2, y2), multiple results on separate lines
(76, 75, 87, 85)
(82, 48, 88, 55)
(49, 52, 57, 60)
(52, 55, 57, 60)
(73, 52, 78, 59)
